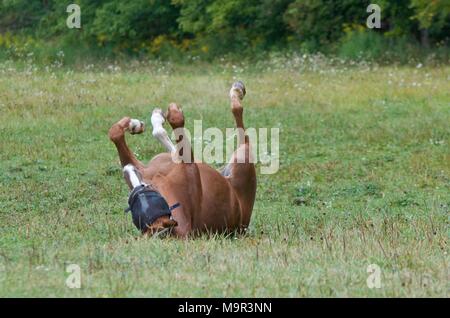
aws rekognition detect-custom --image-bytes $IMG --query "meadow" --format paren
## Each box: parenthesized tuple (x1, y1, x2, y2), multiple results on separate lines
(0, 56, 448, 297)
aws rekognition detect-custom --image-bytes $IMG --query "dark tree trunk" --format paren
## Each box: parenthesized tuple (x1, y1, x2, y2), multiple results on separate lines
(420, 28, 430, 48)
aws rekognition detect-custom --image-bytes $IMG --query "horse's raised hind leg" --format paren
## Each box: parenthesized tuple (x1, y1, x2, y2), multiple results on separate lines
(222, 81, 252, 177)
(224, 82, 256, 228)
(229, 81, 247, 146)
(108, 117, 145, 169)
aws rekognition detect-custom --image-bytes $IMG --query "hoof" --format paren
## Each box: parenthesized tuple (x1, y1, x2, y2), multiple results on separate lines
(128, 119, 145, 135)
(229, 81, 246, 100)
(167, 103, 184, 129)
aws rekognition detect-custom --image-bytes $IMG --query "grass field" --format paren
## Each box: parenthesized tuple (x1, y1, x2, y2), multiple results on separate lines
(0, 58, 449, 297)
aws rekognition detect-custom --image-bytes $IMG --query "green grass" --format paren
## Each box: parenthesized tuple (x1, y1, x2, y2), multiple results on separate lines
(0, 59, 449, 297)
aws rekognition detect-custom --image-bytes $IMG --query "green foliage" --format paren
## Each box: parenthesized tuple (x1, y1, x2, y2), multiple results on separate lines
(410, 0, 450, 31)
(284, 0, 370, 50)
(174, 0, 292, 55)
(91, 0, 180, 50)
(337, 29, 427, 63)
(338, 29, 387, 61)
(0, 0, 448, 61)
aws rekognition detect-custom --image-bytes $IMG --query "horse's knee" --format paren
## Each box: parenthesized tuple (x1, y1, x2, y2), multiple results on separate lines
(108, 117, 131, 142)
(108, 124, 124, 143)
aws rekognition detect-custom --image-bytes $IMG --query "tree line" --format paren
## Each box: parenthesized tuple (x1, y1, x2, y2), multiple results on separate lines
(0, 0, 448, 62)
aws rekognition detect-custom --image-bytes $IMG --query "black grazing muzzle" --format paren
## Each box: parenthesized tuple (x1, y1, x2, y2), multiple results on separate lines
(125, 184, 173, 233)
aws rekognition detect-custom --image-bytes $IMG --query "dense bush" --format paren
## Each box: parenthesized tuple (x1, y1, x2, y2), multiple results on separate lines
(0, 0, 448, 63)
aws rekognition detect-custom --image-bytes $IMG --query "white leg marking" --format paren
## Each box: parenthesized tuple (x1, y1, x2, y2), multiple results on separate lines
(151, 109, 176, 153)
(123, 164, 143, 189)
